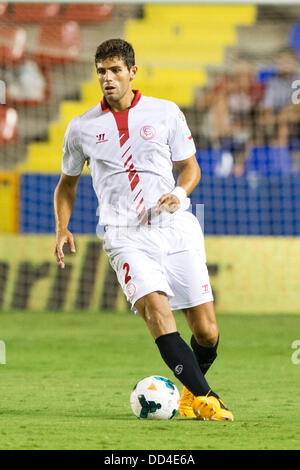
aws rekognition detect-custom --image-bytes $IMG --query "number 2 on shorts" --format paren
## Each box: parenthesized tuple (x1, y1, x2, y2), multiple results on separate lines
(123, 263, 132, 284)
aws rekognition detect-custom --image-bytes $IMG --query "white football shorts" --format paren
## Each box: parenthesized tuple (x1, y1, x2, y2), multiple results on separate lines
(103, 211, 214, 313)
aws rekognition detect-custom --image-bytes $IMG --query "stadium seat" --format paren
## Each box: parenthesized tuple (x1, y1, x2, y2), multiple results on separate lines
(196, 148, 224, 175)
(35, 21, 81, 65)
(244, 146, 293, 175)
(125, 21, 236, 45)
(288, 23, 300, 58)
(0, 172, 19, 233)
(133, 43, 224, 68)
(288, 137, 300, 152)
(125, 4, 257, 105)
(256, 67, 277, 84)
(0, 107, 18, 145)
(0, 26, 26, 65)
(10, 4, 60, 23)
(20, 4, 260, 172)
(63, 4, 113, 23)
(144, 4, 256, 25)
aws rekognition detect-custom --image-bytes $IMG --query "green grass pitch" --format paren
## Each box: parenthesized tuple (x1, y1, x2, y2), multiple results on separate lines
(0, 311, 299, 450)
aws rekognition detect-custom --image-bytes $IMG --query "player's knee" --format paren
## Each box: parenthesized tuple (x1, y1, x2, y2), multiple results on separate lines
(145, 305, 172, 330)
(139, 292, 176, 338)
(194, 323, 219, 348)
(144, 302, 174, 335)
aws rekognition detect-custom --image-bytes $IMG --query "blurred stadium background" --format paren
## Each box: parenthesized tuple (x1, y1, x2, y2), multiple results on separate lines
(1, 0, 300, 315)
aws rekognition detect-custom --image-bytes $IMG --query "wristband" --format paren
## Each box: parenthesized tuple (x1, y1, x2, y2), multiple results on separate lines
(170, 186, 187, 203)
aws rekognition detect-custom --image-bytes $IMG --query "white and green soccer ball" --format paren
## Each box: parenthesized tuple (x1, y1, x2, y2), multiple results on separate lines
(130, 375, 180, 420)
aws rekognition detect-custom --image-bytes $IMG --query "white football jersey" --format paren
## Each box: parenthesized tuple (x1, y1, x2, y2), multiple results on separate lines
(62, 90, 196, 227)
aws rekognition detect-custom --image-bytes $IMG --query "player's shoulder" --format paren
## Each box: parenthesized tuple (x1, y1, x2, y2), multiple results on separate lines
(141, 95, 181, 113)
(72, 103, 102, 122)
(65, 104, 101, 135)
(79, 103, 102, 122)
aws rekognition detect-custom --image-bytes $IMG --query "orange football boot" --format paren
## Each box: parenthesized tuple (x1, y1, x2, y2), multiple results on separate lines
(179, 386, 196, 417)
(193, 393, 234, 421)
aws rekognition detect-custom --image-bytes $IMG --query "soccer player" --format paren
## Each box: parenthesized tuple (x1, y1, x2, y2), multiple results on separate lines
(54, 39, 234, 421)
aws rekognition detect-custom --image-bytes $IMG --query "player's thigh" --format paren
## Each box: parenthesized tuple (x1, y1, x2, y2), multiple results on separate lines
(107, 248, 172, 305)
(165, 248, 213, 311)
(135, 291, 177, 340)
(182, 301, 219, 347)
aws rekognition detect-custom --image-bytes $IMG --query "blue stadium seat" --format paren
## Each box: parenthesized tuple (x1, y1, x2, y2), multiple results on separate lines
(244, 146, 293, 175)
(190, 174, 300, 235)
(256, 67, 276, 85)
(288, 23, 300, 58)
(288, 137, 300, 152)
(20, 172, 300, 236)
(196, 148, 224, 175)
(21, 174, 98, 233)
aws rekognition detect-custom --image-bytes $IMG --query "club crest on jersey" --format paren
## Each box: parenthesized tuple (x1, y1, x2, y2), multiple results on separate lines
(96, 133, 109, 144)
(140, 125, 156, 140)
(126, 283, 136, 299)
(178, 110, 186, 122)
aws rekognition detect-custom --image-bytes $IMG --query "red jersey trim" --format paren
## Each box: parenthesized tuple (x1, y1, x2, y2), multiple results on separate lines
(103, 88, 149, 225)
(100, 89, 141, 112)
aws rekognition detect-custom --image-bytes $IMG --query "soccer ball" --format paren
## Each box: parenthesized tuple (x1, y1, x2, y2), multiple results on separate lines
(130, 375, 180, 420)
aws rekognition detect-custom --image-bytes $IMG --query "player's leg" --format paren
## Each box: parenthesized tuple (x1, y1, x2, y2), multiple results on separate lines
(161, 212, 233, 420)
(178, 301, 218, 416)
(180, 301, 233, 421)
(105, 240, 218, 411)
(134, 291, 219, 415)
(134, 291, 177, 339)
(183, 300, 219, 376)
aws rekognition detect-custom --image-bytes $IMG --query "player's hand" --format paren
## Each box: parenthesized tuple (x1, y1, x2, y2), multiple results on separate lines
(156, 193, 180, 215)
(54, 228, 76, 269)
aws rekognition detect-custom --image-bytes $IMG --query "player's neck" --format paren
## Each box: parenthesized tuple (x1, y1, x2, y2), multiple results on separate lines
(107, 89, 135, 112)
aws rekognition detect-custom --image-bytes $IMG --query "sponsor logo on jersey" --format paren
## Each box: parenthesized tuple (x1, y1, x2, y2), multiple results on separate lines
(202, 284, 209, 294)
(140, 125, 156, 140)
(96, 133, 109, 144)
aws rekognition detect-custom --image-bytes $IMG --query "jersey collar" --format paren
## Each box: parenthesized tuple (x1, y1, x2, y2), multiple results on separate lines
(100, 89, 141, 112)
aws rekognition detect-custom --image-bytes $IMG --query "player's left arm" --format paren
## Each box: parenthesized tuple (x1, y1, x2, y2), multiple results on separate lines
(157, 155, 201, 214)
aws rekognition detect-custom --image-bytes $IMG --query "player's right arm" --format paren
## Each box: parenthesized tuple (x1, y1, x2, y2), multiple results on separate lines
(54, 173, 80, 269)
(54, 116, 86, 268)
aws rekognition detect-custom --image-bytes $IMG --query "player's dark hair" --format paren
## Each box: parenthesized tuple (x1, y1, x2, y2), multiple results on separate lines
(95, 39, 135, 70)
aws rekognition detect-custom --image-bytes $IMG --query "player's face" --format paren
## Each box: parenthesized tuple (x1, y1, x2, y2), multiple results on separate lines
(96, 57, 137, 105)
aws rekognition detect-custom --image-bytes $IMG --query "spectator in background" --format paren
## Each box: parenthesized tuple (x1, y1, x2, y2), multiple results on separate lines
(6, 61, 46, 103)
(195, 60, 264, 176)
(257, 48, 300, 148)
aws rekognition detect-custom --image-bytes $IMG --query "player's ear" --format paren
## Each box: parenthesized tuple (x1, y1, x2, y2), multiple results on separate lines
(130, 65, 138, 81)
